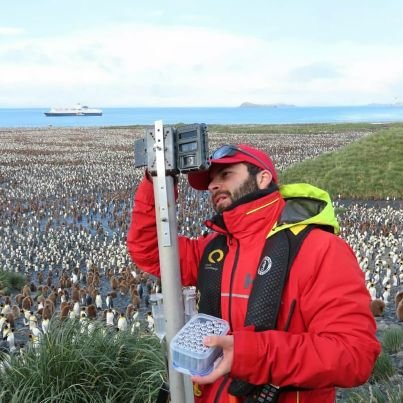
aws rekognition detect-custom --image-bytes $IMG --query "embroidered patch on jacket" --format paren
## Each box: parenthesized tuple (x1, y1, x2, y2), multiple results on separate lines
(257, 256, 272, 275)
(208, 249, 224, 264)
(204, 249, 225, 271)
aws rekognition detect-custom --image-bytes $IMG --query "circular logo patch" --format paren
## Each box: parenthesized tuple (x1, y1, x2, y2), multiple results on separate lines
(208, 249, 224, 264)
(257, 256, 272, 275)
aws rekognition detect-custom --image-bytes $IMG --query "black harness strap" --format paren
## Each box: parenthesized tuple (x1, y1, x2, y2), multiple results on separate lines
(197, 226, 315, 329)
(228, 225, 315, 399)
(245, 225, 314, 331)
(196, 234, 227, 318)
(197, 225, 317, 400)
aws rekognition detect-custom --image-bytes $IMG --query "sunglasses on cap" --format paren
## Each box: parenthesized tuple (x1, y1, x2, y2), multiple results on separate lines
(210, 144, 273, 173)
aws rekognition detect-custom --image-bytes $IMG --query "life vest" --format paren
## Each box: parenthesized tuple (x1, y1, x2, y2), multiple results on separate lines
(196, 224, 316, 330)
(196, 224, 324, 400)
(197, 183, 339, 323)
(196, 183, 339, 399)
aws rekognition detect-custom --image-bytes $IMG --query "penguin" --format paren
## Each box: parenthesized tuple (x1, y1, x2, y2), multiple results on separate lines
(59, 304, 70, 320)
(95, 292, 103, 310)
(42, 316, 50, 334)
(22, 296, 33, 311)
(110, 276, 119, 290)
(125, 304, 136, 322)
(117, 312, 128, 331)
(396, 299, 403, 322)
(106, 309, 115, 326)
(394, 290, 403, 307)
(86, 304, 97, 320)
(370, 299, 385, 317)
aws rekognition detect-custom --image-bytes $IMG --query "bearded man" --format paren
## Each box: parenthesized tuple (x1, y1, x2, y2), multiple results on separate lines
(127, 143, 380, 403)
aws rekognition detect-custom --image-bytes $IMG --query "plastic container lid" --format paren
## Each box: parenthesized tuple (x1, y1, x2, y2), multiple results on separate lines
(170, 313, 229, 376)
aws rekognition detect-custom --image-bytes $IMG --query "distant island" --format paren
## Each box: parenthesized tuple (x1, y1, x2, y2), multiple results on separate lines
(367, 102, 403, 107)
(239, 102, 296, 108)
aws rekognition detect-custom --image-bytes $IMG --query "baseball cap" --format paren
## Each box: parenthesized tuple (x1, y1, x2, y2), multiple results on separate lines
(188, 144, 277, 190)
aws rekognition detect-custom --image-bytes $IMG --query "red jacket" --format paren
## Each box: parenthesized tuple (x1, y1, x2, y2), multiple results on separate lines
(127, 177, 381, 403)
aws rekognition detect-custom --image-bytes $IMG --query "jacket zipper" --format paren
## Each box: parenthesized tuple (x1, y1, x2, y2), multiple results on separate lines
(214, 375, 229, 403)
(213, 236, 237, 403)
(283, 299, 296, 331)
(228, 238, 240, 331)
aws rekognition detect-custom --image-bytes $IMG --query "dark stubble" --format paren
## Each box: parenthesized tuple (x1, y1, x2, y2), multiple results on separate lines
(214, 174, 259, 213)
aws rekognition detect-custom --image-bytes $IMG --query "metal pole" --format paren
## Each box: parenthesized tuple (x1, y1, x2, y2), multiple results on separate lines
(152, 121, 194, 403)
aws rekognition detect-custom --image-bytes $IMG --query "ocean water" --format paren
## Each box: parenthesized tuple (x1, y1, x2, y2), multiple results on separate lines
(0, 105, 402, 128)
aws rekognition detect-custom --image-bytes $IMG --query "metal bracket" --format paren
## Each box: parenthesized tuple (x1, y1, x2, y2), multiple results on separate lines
(154, 120, 171, 246)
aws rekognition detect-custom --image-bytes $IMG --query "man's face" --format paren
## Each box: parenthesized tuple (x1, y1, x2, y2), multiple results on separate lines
(207, 163, 259, 213)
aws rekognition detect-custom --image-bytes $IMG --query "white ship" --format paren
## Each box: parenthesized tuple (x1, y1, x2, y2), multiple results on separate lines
(44, 104, 102, 116)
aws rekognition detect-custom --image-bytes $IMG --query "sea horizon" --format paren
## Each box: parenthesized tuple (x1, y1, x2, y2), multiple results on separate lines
(0, 104, 402, 128)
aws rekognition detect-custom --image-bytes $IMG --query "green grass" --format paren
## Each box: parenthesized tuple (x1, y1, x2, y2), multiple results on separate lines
(381, 326, 403, 354)
(0, 269, 26, 295)
(99, 122, 403, 200)
(0, 319, 167, 403)
(370, 351, 396, 382)
(100, 122, 394, 135)
(209, 122, 390, 135)
(339, 347, 402, 402)
(278, 125, 403, 199)
(343, 381, 403, 403)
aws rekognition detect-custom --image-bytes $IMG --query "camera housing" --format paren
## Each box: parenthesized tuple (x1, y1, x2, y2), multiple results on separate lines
(134, 123, 209, 175)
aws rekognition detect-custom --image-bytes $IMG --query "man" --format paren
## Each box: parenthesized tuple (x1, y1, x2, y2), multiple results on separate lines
(127, 144, 380, 403)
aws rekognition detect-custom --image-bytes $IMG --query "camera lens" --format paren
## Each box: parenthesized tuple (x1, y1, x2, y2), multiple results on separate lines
(183, 155, 195, 167)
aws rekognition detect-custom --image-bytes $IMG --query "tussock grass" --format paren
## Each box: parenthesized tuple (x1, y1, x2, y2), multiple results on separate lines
(341, 351, 402, 402)
(0, 319, 167, 403)
(279, 126, 403, 199)
(0, 269, 26, 295)
(381, 326, 403, 354)
(370, 352, 396, 382)
(345, 381, 403, 403)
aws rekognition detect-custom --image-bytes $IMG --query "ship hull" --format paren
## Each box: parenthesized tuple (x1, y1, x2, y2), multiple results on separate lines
(44, 104, 102, 117)
(44, 112, 102, 116)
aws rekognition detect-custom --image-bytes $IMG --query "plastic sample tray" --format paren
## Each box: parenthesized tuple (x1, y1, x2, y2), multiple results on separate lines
(170, 313, 229, 376)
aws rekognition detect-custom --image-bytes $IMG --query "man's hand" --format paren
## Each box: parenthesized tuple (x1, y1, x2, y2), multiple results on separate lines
(191, 335, 234, 385)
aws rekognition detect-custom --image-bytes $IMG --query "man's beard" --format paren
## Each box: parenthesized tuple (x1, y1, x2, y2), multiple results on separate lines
(214, 175, 259, 213)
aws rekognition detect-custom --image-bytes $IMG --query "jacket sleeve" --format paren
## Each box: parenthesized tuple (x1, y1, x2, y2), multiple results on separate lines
(126, 175, 205, 286)
(231, 230, 381, 389)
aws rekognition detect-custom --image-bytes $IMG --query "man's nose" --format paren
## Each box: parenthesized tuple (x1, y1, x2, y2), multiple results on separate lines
(207, 177, 220, 192)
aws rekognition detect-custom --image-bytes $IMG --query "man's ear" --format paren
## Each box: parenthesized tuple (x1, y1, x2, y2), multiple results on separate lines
(257, 170, 273, 189)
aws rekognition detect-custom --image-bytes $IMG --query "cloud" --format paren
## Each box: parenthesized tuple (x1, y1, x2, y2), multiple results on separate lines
(0, 24, 268, 105)
(0, 23, 403, 106)
(0, 27, 25, 36)
(287, 62, 342, 82)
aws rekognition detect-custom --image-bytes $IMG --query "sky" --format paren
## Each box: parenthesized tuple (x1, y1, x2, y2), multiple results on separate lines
(1, 0, 403, 107)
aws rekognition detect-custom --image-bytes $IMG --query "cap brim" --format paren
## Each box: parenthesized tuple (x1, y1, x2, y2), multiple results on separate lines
(187, 169, 211, 190)
(187, 158, 242, 190)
